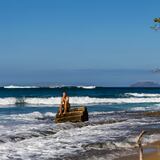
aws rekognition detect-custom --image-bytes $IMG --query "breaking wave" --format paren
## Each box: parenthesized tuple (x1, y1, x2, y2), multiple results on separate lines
(1, 96, 160, 106)
(131, 105, 160, 111)
(77, 86, 96, 89)
(125, 93, 160, 98)
(4, 85, 39, 89)
(3, 85, 97, 89)
(7, 111, 56, 121)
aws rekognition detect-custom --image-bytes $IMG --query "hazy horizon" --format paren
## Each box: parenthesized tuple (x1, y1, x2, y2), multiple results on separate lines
(0, 68, 160, 87)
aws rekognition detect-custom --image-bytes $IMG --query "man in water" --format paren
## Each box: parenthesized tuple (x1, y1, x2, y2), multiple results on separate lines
(59, 92, 70, 115)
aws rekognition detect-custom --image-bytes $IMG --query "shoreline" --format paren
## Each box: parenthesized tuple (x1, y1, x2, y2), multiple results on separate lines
(116, 141, 160, 160)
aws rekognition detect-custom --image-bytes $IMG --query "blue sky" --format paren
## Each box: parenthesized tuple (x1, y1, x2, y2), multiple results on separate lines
(0, 0, 160, 86)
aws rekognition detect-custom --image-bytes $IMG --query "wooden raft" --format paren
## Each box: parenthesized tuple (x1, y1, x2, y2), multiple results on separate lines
(55, 106, 88, 123)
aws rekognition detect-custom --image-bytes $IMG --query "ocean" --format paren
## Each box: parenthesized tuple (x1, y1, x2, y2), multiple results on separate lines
(0, 85, 160, 160)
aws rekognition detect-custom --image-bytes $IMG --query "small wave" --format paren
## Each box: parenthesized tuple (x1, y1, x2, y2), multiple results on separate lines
(49, 85, 96, 89)
(48, 85, 68, 88)
(125, 93, 160, 98)
(83, 141, 132, 150)
(89, 112, 110, 116)
(9, 111, 56, 121)
(77, 86, 96, 89)
(89, 111, 120, 116)
(3, 85, 97, 89)
(130, 107, 147, 111)
(4, 85, 39, 89)
(130, 104, 160, 111)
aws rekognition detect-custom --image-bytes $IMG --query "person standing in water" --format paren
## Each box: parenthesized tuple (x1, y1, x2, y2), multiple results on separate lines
(59, 92, 70, 115)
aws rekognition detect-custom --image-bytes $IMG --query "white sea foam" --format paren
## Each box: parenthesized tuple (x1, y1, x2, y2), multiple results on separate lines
(3, 112, 56, 121)
(131, 105, 160, 111)
(126, 93, 160, 97)
(1, 117, 158, 160)
(89, 111, 111, 115)
(0, 109, 160, 160)
(1, 96, 160, 106)
(77, 86, 96, 89)
(4, 85, 39, 89)
(130, 107, 147, 111)
(0, 120, 132, 160)
(3, 85, 97, 89)
(15, 112, 44, 120)
(0, 98, 17, 106)
(49, 85, 96, 89)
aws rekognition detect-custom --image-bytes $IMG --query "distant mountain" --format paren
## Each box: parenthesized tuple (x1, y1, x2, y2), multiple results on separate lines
(130, 81, 160, 87)
(151, 68, 160, 73)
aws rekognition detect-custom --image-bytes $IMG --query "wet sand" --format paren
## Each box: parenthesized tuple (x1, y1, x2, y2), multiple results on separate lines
(117, 141, 160, 160)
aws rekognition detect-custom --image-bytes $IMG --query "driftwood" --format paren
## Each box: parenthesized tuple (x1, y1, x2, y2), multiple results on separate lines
(144, 111, 160, 117)
(55, 106, 88, 123)
(136, 130, 147, 160)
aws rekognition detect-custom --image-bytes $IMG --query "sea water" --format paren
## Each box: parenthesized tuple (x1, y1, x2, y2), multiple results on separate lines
(0, 86, 160, 160)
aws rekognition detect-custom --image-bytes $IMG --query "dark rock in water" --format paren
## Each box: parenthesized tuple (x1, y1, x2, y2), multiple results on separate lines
(130, 81, 160, 87)
(55, 106, 88, 123)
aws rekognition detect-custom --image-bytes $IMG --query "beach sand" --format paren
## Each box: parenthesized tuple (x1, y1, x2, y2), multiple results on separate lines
(116, 141, 160, 160)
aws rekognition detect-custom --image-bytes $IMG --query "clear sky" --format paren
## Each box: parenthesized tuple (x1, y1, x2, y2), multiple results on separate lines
(0, 0, 160, 86)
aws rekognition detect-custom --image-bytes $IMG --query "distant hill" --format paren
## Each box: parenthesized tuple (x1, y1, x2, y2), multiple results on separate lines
(130, 81, 160, 87)
(151, 68, 160, 74)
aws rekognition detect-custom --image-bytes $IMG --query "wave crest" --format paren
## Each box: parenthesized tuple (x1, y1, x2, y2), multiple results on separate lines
(1, 96, 160, 106)
(4, 85, 39, 89)
(3, 85, 97, 89)
(77, 86, 96, 89)
(125, 93, 160, 97)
